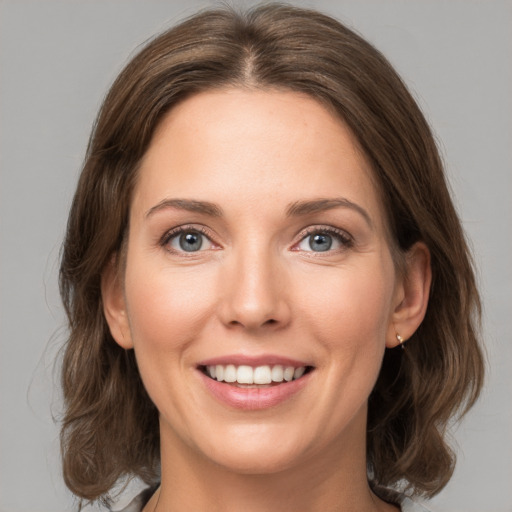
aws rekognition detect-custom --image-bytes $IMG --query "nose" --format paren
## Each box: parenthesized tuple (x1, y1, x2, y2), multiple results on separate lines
(217, 246, 291, 332)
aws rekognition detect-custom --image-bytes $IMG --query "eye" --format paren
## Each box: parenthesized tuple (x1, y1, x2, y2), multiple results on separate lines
(164, 228, 214, 253)
(296, 228, 352, 253)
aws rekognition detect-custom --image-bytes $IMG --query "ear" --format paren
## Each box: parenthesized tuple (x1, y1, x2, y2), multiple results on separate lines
(101, 255, 134, 349)
(386, 242, 432, 348)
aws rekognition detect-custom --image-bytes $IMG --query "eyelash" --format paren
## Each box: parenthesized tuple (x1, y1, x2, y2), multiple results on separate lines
(160, 225, 216, 254)
(293, 226, 353, 253)
(159, 224, 353, 255)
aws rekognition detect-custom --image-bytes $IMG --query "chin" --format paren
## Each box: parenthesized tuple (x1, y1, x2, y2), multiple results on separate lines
(192, 423, 311, 475)
(208, 446, 303, 475)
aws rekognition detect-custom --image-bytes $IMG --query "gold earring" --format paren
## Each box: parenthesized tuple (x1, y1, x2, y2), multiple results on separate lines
(396, 333, 406, 350)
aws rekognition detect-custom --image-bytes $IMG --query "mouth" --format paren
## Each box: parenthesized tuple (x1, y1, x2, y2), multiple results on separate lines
(196, 356, 315, 409)
(198, 363, 315, 388)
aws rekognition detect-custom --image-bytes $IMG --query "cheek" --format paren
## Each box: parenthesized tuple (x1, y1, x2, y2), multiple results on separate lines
(127, 262, 212, 333)
(294, 258, 396, 407)
(298, 263, 394, 345)
(123, 262, 217, 389)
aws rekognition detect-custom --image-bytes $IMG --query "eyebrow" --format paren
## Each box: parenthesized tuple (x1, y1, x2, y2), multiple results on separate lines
(286, 198, 373, 228)
(145, 198, 223, 218)
(145, 196, 372, 228)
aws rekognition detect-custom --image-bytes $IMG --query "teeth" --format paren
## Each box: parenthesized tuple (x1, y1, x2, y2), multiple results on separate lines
(206, 364, 307, 385)
(283, 366, 295, 382)
(271, 365, 284, 382)
(224, 364, 237, 383)
(254, 366, 272, 384)
(237, 365, 253, 384)
(294, 367, 305, 379)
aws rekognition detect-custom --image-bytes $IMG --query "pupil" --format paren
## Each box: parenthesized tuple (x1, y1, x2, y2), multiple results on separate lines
(310, 233, 332, 252)
(179, 232, 202, 252)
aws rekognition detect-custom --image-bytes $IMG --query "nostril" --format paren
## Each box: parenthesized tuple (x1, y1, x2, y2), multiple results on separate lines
(227, 318, 279, 328)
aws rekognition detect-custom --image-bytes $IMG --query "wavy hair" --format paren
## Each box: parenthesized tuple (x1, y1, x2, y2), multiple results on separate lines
(59, 3, 484, 504)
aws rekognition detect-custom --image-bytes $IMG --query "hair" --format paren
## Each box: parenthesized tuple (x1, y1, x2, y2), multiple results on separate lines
(59, 2, 484, 505)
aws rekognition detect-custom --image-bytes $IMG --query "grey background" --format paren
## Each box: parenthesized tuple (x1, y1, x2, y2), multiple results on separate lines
(0, 1, 510, 511)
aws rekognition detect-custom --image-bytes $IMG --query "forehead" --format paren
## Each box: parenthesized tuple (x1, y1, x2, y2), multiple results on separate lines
(133, 88, 386, 227)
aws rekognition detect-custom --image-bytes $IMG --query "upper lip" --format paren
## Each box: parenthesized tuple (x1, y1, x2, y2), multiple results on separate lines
(197, 354, 312, 368)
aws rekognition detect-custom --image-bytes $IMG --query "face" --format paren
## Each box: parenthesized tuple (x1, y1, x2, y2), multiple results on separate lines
(105, 89, 407, 475)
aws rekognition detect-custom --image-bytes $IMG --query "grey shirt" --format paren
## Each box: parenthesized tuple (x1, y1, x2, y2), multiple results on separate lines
(111, 487, 435, 512)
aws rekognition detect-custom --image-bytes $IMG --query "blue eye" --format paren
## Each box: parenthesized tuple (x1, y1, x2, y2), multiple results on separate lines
(308, 233, 333, 252)
(297, 229, 351, 252)
(166, 229, 213, 253)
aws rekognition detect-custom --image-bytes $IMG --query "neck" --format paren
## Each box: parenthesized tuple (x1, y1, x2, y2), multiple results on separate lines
(146, 410, 399, 512)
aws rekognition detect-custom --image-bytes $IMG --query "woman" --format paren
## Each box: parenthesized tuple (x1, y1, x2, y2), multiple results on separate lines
(59, 4, 484, 511)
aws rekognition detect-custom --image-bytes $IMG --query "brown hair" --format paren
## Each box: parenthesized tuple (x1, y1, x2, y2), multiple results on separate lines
(59, 3, 484, 504)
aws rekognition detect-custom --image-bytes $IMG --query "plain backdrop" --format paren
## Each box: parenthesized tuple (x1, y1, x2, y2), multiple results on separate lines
(0, 1, 510, 511)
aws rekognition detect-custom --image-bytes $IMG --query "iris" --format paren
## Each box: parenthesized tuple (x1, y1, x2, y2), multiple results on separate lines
(179, 231, 203, 252)
(309, 233, 332, 252)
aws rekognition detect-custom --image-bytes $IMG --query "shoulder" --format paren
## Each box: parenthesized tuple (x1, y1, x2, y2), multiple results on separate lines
(112, 487, 153, 512)
(87, 487, 434, 512)
(401, 496, 436, 512)
(110, 487, 155, 512)
(80, 485, 155, 512)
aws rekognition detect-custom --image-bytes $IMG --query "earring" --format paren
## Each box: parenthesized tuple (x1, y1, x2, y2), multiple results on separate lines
(396, 333, 406, 350)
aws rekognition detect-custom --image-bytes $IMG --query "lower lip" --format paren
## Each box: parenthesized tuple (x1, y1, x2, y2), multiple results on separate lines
(198, 370, 312, 410)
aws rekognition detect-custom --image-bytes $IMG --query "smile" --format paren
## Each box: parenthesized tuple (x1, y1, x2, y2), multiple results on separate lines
(196, 358, 315, 410)
(201, 364, 311, 386)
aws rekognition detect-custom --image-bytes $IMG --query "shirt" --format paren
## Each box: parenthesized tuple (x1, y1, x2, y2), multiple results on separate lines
(109, 487, 435, 512)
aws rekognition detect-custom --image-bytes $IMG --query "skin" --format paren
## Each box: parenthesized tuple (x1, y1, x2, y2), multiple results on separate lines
(102, 89, 431, 512)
